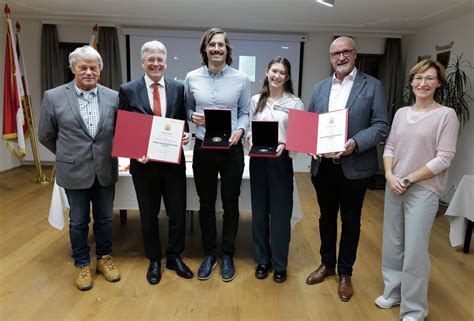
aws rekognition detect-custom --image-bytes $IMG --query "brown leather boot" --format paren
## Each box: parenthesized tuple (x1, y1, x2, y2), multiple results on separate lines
(75, 265, 93, 291)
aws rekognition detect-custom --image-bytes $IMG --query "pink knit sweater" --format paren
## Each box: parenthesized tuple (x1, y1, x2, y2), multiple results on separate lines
(383, 106, 459, 195)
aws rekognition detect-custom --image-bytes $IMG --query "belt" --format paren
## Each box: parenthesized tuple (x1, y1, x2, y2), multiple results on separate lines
(195, 138, 242, 147)
(321, 156, 341, 165)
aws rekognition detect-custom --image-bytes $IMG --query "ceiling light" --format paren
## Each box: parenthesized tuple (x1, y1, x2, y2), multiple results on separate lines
(316, 0, 334, 7)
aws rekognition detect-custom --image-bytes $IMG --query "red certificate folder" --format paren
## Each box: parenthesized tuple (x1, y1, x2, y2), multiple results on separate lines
(113, 110, 152, 159)
(286, 109, 318, 154)
(112, 110, 183, 164)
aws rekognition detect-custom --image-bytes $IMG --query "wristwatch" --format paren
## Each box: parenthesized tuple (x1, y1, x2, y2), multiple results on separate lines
(403, 177, 412, 188)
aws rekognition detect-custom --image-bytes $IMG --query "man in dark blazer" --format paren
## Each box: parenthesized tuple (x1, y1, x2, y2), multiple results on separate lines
(39, 45, 120, 291)
(119, 40, 193, 284)
(305, 37, 390, 302)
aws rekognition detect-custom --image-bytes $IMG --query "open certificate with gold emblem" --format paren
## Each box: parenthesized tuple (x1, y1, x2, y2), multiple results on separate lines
(147, 117, 184, 163)
(112, 110, 184, 164)
(316, 109, 348, 154)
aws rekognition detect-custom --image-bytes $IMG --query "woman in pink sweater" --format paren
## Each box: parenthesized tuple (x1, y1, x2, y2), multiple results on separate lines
(375, 60, 459, 321)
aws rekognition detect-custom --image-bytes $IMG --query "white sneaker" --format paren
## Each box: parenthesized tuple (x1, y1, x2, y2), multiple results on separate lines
(402, 316, 417, 321)
(374, 295, 401, 309)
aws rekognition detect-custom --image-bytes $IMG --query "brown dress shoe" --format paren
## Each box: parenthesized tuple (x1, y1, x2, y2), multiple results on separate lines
(338, 275, 353, 302)
(75, 265, 93, 291)
(306, 264, 335, 284)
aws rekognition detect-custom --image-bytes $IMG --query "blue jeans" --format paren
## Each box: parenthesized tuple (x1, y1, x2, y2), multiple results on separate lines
(65, 178, 115, 267)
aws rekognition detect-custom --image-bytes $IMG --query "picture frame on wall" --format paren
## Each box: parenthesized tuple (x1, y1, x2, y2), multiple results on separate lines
(417, 54, 431, 62)
(436, 51, 451, 68)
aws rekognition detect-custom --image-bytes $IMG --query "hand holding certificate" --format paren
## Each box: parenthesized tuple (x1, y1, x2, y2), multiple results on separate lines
(112, 110, 185, 164)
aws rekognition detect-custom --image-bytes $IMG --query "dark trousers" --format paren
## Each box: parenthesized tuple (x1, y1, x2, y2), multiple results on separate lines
(65, 177, 115, 267)
(132, 161, 186, 261)
(193, 139, 244, 257)
(250, 151, 294, 271)
(311, 158, 369, 276)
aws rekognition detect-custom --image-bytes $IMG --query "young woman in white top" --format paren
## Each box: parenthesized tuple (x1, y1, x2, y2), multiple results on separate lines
(375, 60, 459, 321)
(247, 57, 305, 283)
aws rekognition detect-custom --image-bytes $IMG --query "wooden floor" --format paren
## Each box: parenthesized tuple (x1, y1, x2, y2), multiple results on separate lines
(0, 166, 473, 321)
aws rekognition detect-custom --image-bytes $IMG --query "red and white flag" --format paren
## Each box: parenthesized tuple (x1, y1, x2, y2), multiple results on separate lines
(89, 24, 98, 49)
(2, 4, 26, 159)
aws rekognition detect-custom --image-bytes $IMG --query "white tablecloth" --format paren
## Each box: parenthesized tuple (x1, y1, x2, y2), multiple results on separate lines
(49, 155, 303, 229)
(445, 175, 474, 247)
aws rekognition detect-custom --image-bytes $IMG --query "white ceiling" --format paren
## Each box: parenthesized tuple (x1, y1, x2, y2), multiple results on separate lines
(6, 0, 474, 34)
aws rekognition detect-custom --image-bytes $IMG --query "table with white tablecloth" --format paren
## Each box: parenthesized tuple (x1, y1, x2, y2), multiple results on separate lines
(445, 175, 474, 253)
(49, 155, 303, 230)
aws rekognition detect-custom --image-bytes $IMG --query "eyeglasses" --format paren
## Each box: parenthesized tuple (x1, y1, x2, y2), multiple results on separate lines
(412, 76, 437, 84)
(330, 49, 354, 59)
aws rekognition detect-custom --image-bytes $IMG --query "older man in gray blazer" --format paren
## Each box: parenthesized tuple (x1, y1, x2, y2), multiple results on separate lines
(305, 37, 390, 302)
(39, 45, 120, 291)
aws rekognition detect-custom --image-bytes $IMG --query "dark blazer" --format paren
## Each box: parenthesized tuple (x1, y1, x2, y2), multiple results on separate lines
(118, 76, 188, 176)
(308, 71, 390, 180)
(39, 82, 119, 189)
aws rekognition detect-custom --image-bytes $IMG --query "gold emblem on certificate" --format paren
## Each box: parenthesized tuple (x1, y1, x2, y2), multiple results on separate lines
(164, 123, 171, 131)
(259, 148, 269, 152)
(212, 136, 222, 143)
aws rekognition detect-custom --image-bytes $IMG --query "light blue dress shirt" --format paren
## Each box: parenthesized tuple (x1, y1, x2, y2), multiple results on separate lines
(184, 65, 250, 140)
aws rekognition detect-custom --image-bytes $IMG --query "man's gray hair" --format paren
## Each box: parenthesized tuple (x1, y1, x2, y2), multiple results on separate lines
(141, 40, 167, 60)
(69, 45, 103, 71)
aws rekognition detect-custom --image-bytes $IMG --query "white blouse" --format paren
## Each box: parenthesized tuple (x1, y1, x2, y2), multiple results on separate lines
(249, 92, 305, 143)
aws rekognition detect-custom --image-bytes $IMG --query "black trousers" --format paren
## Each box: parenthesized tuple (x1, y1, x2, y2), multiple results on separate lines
(250, 151, 293, 271)
(132, 160, 186, 261)
(193, 139, 244, 257)
(311, 158, 369, 276)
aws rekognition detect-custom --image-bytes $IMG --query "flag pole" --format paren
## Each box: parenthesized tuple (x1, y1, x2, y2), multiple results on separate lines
(16, 21, 49, 183)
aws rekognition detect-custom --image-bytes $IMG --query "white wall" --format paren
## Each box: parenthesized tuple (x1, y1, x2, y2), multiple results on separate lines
(404, 12, 474, 199)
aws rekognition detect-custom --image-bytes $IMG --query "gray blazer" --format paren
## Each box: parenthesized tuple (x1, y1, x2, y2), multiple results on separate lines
(307, 71, 390, 180)
(39, 81, 119, 189)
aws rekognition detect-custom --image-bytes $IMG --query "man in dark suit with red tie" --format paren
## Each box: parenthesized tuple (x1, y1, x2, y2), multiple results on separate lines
(118, 40, 193, 284)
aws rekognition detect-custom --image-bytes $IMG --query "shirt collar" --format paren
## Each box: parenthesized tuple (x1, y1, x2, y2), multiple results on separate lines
(205, 64, 228, 77)
(144, 74, 165, 88)
(332, 67, 357, 84)
(74, 83, 98, 97)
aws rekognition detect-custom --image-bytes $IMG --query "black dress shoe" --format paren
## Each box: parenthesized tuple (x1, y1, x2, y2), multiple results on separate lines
(166, 257, 194, 279)
(255, 263, 272, 279)
(273, 270, 287, 283)
(146, 260, 161, 285)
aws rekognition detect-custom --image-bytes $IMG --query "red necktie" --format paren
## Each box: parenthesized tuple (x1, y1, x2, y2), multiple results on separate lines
(152, 83, 162, 116)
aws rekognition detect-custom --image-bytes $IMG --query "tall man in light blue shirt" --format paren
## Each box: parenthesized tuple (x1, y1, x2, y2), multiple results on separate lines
(184, 27, 250, 282)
